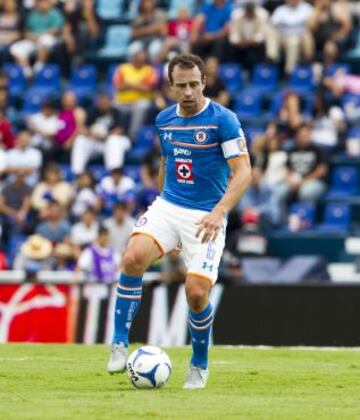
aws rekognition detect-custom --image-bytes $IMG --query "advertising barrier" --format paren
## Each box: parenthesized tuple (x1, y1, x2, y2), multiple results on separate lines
(1, 281, 360, 346)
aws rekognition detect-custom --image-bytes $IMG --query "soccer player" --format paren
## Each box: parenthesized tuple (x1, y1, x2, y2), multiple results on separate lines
(107, 53, 252, 389)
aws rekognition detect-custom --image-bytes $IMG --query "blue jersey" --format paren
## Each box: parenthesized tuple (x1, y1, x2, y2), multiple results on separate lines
(155, 99, 248, 212)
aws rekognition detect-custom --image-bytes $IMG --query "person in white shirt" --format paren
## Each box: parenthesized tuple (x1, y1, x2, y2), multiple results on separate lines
(266, 0, 314, 74)
(97, 167, 136, 215)
(6, 130, 42, 186)
(26, 101, 60, 157)
(70, 207, 99, 247)
(103, 202, 134, 262)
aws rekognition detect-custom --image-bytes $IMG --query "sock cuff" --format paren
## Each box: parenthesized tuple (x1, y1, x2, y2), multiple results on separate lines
(118, 273, 143, 288)
(190, 303, 213, 323)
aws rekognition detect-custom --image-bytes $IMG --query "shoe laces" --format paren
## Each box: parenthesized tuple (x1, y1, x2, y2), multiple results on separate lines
(187, 366, 207, 382)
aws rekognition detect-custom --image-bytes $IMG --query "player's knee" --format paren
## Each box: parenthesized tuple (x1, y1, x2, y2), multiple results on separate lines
(122, 248, 147, 275)
(185, 283, 208, 312)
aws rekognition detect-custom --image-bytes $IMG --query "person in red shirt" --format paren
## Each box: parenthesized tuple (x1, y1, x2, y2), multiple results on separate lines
(159, 7, 193, 61)
(0, 109, 15, 149)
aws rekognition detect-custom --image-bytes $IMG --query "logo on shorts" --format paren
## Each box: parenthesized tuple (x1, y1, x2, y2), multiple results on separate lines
(135, 216, 147, 227)
(193, 130, 208, 144)
(202, 262, 213, 272)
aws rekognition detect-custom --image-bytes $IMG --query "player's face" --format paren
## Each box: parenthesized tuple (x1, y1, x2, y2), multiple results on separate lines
(171, 65, 206, 116)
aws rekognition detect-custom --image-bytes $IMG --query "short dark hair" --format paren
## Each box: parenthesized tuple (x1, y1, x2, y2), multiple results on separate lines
(168, 53, 206, 85)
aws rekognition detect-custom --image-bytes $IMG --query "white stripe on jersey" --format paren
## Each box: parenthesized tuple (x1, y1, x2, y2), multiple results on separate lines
(221, 137, 248, 159)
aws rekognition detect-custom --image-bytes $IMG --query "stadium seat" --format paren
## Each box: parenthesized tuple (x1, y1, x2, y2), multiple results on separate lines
(31, 64, 61, 96)
(96, 0, 123, 20)
(59, 164, 75, 182)
(248, 63, 279, 92)
(21, 90, 48, 114)
(288, 202, 315, 230)
(168, 0, 197, 17)
(326, 166, 359, 199)
(126, 125, 156, 162)
(233, 93, 262, 120)
(4, 63, 26, 98)
(318, 203, 351, 232)
(124, 165, 141, 183)
(289, 65, 314, 93)
(97, 25, 131, 59)
(324, 63, 351, 77)
(89, 164, 108, 181)
(219, 63, 242, 93)
(341, 94, 360, 118)
(69, 65, 97, 99)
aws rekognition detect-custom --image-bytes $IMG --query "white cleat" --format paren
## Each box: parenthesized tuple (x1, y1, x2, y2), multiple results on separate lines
(107, 343, 128, 374)
(183, 365, 209, 389)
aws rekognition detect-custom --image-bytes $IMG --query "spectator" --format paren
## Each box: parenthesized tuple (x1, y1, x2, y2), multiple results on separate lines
(128, 0, 167, 62)
(13, 234, 53, 272)
(35, 199, 71, 243)
(311, 92, 346, 149)
(0, 171, 32, 245)
(160, 7, 194, 60)
(253, 133, 288, 190)
(0, 0, 22, 60)
(103, 202, 134, 258)
(229, 0, 268, 72)
(97, 167, 136, 216)
(323, 70, 360, 98)
(27, 101, 60, 160)
(266, 0, 314, 75)
(307, 0, 352, 60)
(138, 138, 161, 212)
(277, 124, 328, 213)
(31, 163, 73, 216)
(113, 50, 158, 140)
(52, 242, 75, 271)
(71, 171, 100, 220)
(61, 0, 100, 60)
(71, 93, 131, 175)
(237, 169, 281, 228)
(6, 130, 42, 186)
(0, 108, 15, 149)
(275, 91, 304, 141)
(76, 226, 120, 283)
(55, 91, 86, 155)
(203, 56, 230, 107)
(10, 0, 65, 77)
(70, 207, 99, 248)
(191, 0, 233, 61)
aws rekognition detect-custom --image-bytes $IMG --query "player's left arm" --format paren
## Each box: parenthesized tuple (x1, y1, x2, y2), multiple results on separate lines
(196, 155, 252, 243)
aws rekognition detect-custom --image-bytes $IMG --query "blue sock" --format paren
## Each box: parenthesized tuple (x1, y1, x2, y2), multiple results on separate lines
(188, 303, 213, 369)
(112, 273, 143, 346)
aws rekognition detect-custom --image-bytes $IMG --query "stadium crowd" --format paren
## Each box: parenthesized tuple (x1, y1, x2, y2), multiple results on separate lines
(0, 0, 359, 280)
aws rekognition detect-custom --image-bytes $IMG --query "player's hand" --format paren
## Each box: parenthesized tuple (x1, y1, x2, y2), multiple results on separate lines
(195, 208, 224, 244)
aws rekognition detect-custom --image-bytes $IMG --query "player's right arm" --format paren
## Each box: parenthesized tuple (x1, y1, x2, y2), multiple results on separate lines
(158, 156, 166, 192)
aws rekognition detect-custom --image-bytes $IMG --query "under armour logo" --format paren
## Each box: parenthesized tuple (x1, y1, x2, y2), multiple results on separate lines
(202, 262, 213, 271)
(164, 132, 172, 140)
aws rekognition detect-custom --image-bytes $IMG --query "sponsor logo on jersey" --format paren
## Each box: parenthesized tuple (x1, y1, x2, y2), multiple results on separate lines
(175, 158, 194, 184)
(193, 130, 208, 144)
(174, 147, 191, 157)
(135, 216, 147, 227)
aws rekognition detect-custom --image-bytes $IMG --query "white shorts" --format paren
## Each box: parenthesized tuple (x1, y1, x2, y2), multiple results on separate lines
(132, 197, 227, 284)
(10, 34, 58, 59)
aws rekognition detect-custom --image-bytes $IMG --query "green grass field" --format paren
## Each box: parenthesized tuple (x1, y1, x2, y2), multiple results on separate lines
(0, 345, 360, 420)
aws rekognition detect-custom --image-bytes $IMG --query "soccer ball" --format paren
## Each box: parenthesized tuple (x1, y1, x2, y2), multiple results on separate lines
(126, 346, 172, 389)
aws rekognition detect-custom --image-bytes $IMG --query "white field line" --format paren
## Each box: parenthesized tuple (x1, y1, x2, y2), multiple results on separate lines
(0, 357, 32, 362)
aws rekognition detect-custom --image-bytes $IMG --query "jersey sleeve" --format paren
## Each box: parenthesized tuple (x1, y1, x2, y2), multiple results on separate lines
(218, 109, 248, 160)
(154, 113, 165, 156)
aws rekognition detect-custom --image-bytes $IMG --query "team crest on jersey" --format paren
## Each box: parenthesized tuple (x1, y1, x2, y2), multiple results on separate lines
(175, 158, 194, 184)
(193, 130, 208, 144)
